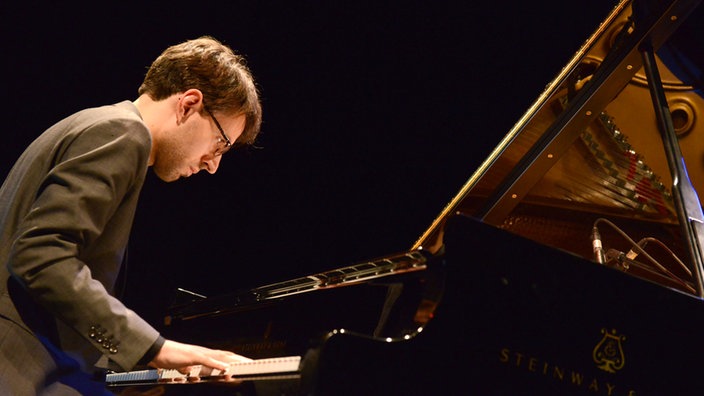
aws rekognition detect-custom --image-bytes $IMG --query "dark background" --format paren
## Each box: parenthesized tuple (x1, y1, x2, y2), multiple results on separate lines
(1, 1, 617, 325)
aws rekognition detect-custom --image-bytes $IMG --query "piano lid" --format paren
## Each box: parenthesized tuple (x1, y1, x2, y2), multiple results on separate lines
(413, 0, 704, 295)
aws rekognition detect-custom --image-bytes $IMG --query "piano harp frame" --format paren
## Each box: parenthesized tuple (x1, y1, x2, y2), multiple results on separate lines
(413, 0, 704, 296)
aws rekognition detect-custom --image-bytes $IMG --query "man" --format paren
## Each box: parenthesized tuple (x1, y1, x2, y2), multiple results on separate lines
(0, 36, 262, 394)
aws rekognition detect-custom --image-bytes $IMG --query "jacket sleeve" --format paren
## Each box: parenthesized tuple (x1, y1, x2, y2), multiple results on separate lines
(7, 117, 160, 371)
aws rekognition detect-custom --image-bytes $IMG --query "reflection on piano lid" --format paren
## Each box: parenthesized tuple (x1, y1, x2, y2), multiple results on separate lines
(413, 0, 704, 296)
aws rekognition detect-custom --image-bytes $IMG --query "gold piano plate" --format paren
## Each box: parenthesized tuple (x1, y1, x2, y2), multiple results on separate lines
(413, 0, 704, 295)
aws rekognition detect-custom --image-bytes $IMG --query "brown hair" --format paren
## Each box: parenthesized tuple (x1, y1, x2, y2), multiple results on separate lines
(138, 36, 262, 146)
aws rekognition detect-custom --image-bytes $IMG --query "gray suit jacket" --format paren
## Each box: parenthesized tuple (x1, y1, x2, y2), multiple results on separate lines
(0, 101, 160, 391)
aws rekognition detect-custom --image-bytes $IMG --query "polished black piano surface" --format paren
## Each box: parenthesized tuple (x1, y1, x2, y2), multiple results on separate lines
(111, 0, 704, 394)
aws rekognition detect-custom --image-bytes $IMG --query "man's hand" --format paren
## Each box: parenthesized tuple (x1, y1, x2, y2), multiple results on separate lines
(148, 339, 252, 374)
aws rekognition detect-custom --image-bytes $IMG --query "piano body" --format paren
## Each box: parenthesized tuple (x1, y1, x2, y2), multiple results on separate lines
(109, 0, 704, 394)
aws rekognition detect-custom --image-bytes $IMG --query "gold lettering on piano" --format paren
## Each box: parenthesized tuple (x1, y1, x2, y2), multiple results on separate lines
(593, 328, 626, 373)
(499, 348, 636, 395)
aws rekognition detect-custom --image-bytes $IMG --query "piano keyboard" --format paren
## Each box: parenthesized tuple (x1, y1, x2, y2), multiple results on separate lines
(105, 356, 301, 386)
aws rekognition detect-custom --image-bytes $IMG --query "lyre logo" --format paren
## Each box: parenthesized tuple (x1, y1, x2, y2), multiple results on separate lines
(592, 328, 626, 373)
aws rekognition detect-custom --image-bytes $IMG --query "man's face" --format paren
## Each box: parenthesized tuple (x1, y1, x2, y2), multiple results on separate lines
(152, 109, 245, 182)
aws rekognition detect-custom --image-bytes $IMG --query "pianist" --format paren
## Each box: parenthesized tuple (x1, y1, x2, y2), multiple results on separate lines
(0, 36, 262, 394)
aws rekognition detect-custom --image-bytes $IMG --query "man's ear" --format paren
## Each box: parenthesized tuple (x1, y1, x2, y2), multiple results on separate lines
(177, 89, 204, 123)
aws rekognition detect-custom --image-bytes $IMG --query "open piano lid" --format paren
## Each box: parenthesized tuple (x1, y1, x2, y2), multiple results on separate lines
(414, 0, 704, 296)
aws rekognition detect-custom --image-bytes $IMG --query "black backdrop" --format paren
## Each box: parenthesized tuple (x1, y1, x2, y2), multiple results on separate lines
(2, 1, 616, 325)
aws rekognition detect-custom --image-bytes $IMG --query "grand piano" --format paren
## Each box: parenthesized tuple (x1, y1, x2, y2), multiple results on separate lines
(107, 0, 704, 394)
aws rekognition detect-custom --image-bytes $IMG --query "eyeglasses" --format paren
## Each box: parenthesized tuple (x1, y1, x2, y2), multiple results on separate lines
(204, 107, 233, 156)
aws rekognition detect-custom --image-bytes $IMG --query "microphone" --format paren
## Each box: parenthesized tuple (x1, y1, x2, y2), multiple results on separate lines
(591, 226, 606, 264)
(605, 248, 629, 268)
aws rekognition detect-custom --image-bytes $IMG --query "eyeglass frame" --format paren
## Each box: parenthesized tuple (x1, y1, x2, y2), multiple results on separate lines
(204, 106, 233, 156)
